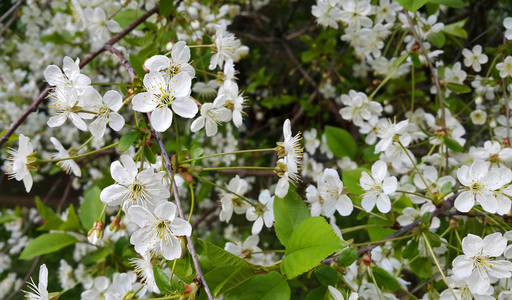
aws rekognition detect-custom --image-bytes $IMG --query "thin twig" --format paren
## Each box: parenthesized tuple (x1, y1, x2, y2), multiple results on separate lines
(6, 256, 40, 300)
(107, 38, 214, 300)
(322, 196, 455, 263)
(404, 11, 449, 170)
(57, 177, 74, 214)
(0, 5, 159, 147)
(0, 0, 23, 24)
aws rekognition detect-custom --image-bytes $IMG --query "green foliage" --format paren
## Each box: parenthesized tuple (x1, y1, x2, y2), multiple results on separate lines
(80, 186, 104, 230)
(274, 187, 310, 247)
(372, 267, 401, 291)
(159, 0, 174, 17)
(396, 0, 429, 12)
(225, 272, 291, 300)
(337, 248, 359, 267)
(118, 131, 140, 152)
(35, 197, 63, 230)
(342, 168, 367, 195)
(281, 217, 346, 279)
(197, 239, 258, 296)
(314, 265, 338, 286)
(324, 126, 357, 159)
(20, 233, 78, 260)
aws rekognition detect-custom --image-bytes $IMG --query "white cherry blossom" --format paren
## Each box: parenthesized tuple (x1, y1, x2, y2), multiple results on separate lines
(6, 134, 34, 193)
(132, 71, 197, 132)
(100, 155, 170, 210)
(462, 45, 488, 72)
(245, 189, 274, 235)
(453, 233, 512, 295)
(127, 201, 192, 260)
(360, 160, 397, 213)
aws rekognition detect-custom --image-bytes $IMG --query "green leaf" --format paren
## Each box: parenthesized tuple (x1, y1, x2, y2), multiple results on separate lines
(342, 168, 367, 195)
(282, 217, 346, 279)
(443, 19, 468, 39)
(314, 265, 338, 286)
(403, 240, 419, 259)
(171, 252, 195, 283)
(197, 239, 256, 295)
(446, 82, 471, 94)
(427, 32, 446, 48)
(367, 218, 396, 241)
(441, 181, 453, 194)
(444, 137, 464, 152)
(154, 264, 173, 294)
(118, 131, 139, 152)
(225, 271, 290, 300)
(305, 286, 327, 300)
(144, 146, 157, 164)
(20, 233, 78, 260)
(396, 0, 429, 11)
(59, 204, 83, 232)
(338, 248, 358, 267)
(410, 52, 422, 68)
(0, 214, 16, 224)
(372, 267, 401, 291)
(274, 187, 310, 247)
(129, 53, 145, 78)
(35, 197, 63, 231)
(81, 245, 114, 265)
(113, 9, 146, 28)
(324, 126, 357, 159)
(80, 186, 105, 230)
(429, 0, 464, 8)
(410, 257, 432, 279)
(159, 0, 174, 17)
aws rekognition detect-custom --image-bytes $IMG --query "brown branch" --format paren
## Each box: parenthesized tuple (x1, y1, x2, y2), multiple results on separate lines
(107, 38, 213, 300)
(150, 124, 213, 300)
(215, 169, 275, 177)
(6, 256, 41, 300)
(322, 196, 455, 264)
(0, 6, 159, 147)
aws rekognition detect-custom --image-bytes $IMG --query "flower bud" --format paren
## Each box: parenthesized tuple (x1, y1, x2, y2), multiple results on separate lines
(88, 221, 104, 245)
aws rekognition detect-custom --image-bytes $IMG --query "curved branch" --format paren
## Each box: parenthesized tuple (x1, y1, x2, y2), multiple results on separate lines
(0, 6, 159, 147)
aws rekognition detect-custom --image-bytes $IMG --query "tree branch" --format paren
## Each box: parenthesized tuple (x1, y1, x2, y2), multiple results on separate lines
(105, 42, 214, 300)
(0, 5, 159, 147)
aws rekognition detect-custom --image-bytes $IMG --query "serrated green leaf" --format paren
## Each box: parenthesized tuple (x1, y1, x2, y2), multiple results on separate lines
(225, 271, 290, 300)
(444, 137, 464, 152)
(324, 126, 357, 159)
(429, 0, 464, 8)
(443, 19, 468, 39)
(342, 168, 367, 195)
(274, 186, 310, 247)
(338, 248, 358, 267)
(372, 267, 401, 291)
(197, 239, 256, 295)
(282, 217, 346, 279)
(80, 186, 104, 230)
(428, 32, 446, 48)
(403, 240, 419, 259)
(410, 257, 432, 279)
(35, 197, 63, 231)
(81, 245, 114, 265)
(20, 233, 78, 260)
(396, 0, 429, 11)
(446, 82, 471, 94)
(159, 0, 174, 17)
(314, 265, 338, 286)
(59, 204, 83, 232)
(154, 264, 173, 294)
(118, 131, 139, 152)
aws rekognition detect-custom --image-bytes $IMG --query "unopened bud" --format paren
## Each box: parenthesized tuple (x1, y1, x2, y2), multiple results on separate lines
(88, 221, 104, 245)
(109, 216, 122, 232)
